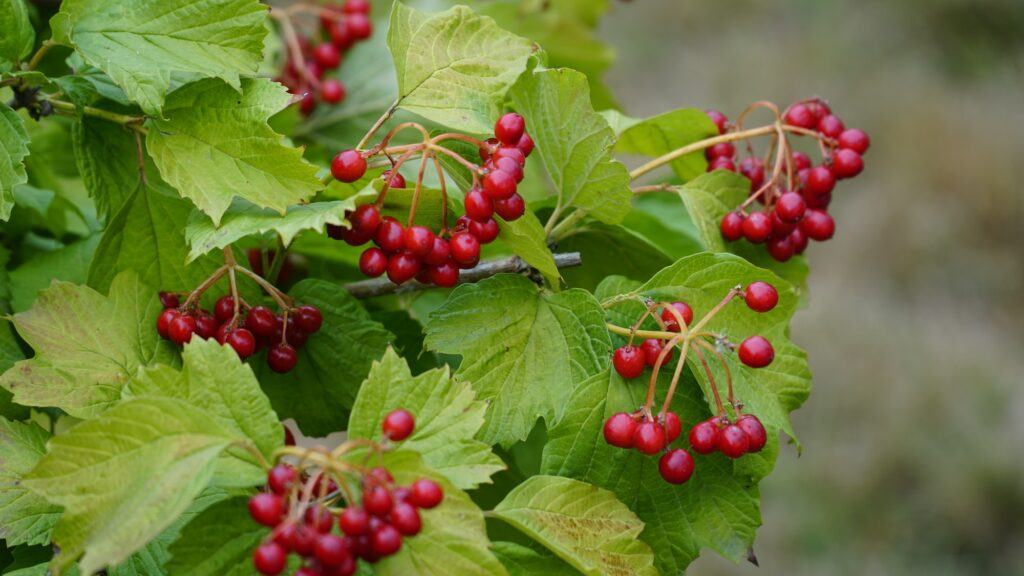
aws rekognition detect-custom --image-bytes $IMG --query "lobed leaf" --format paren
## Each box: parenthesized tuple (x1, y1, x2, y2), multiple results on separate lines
(0, 418, 61, 546)
(164, 496, 268, 576)
(613, 108, 719, 183)
(0, 102, 30, 221)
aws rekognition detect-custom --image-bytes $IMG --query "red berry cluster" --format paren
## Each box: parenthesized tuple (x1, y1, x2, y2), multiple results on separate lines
(326, 113, 534, 286)
(709, 98, 870, 261)
(249, 410, 444, 575)
(688, 413, 767, 459)
(603, 411, 695, 485)
(276, 0, 373, 116)
(155, 291, 322, 374)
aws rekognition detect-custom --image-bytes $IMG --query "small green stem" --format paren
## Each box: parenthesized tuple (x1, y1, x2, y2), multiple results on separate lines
(25, 40, 55, 72)
(549, 209, 587, 242)
(45, 98, 148, 133)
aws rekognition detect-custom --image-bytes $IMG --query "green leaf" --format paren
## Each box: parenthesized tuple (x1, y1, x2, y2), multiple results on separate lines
(128, 338, 283, 487)
(675, 170, 810, 292)
(497, 209, 560, 288)
(22, 397, 237, 575)
(510, 68, 631, 224)
(387, 3, 534, 133)
(0, 0, 34, 65)
(0, 418, 61, 546)
(0, 271, 174, 419)
(146, 78, 322, 225)
(8, 235, 99, 312)
(423, 274, 611, 447)
(184, 197, 364, 263)
(492, 475, 657, 576)
(49, 0, 267, 116)
(164, 496, 266, 576)
(615, 108, 719, 183)
(256, 279, 393, 437)
(557, 223, 672, 291)
(71, 116, 142, 220)
(492, 541, 580, 576)
(368, 451, 507, 576)
(0, 102, 30, 221)
(348, 348, 505, 490)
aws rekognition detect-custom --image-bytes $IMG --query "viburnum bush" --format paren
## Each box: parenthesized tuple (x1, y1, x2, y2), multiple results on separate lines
(0, 1, 866, 575)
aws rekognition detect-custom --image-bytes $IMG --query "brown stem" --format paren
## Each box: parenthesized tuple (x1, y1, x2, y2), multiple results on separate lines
(357, 100, 400, 151)
(431, 155, 450, 232)
(689, 344, 726, 417)
(183, 266, 229, 309)
(406, 152, 431, 227)
(235, 266, 293, 309)
(695, 338, 736, 412)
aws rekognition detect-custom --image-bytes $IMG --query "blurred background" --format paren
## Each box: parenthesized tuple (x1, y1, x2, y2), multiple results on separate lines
(598, 0, 1024, 574)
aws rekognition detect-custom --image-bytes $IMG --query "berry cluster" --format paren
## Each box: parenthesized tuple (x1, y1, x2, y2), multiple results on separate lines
(275, 0, 373, 116)
(326, 113, 534, 286)
(709, 98, 870, 261)
(603, 282, 781, 483)
(250, 410, 444, 575)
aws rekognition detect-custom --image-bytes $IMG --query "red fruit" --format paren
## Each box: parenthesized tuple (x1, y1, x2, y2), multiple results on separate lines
(363, 486, 393, 516)
(403, 226, 435, 258)
(789, 227, 809, 254)
(766, 234, 795, 262)
(742, 211, 773, 243)
(516, 132, 535, 156)
(359, 247, 388, 277)
(804, 189, 832, 210)
(382, 169, 405, 189)
(806, 99, 831, 121)
(321, 79, 346, 104)
(805, 166, 836, 196)
(294, 305, 323, 334)
(744, 281, 779, 313)
(329, 21, 353, 49)
(386, 251, 421, 285)
(429, 262, 459, 287)
(169, 315, 196, 344)
(343, 0, 370, 14)
(464, 187, 494, 221)
(495, 143, 526, 165)
(633, 420, 667, 455)
(315, 534, 351, 567)
(331, 150, 366, 183)
(449, 232, 480, 268)
(306, 505, 334, 533)
(382, 408, 415, 441)
(298, 91, 316, 116)
(838, 128, 870, 154)
(373, 218, 405, 253)
(817, 114, 845, 138)
(783, 103, 815, 128)
(775, 191, 806, 223)
(159, 291, 179, 309)
(268, 343, 298, 373)
(280, 522, 317, 556)
(420, 237, 448, 267)
(663, 412, 682, 444)
(705, 142, 735, 160)
(494, 156, 524, 183)
(739, 156, 765, 191)
(483, 169, 516, 199)
(346, 13, 372, 39)
(720, 212, 745, 241)
(494, 113, 526, 145)
(390, 501, 422, 536)
(246, 306, 278, 337)
(226, 328, 256, 358)
(249, 493, 285, 526)
(705, 109, 728, 134)
(468, 218, 500, 244)
(370, 523, 402, 557)
(831, 149, 863, 179)
(800, 209, 835, 241)
(661, 302, 693, 332)
(409, 478, 444, 509)
(688, 419, 720, 454)
(350, 204, 381, 235)
(313, 43, 341, 69)
(792, 151, 812, 171)
(736, 414, 767, 452)
(267, 465, 296, 495)
(157, 308, 181, 339)
(603, 412, 637, 448)
(478, 137, 500, 162)
(612, 345, 645, 379)
(738, 336, 774, 368)
(253, 542, 287, 575)
(214, 295, 236, 322)
(284, 424, 296, 446)
(717, 424, 750, 459)
(708, 156, 736, 172)
(195, 312, 215, 336)
(494, 193, 525, 221)
(215, 323, 231, 345)
(339, 507, 369, 536)
(338, 226, 371, 246)
(641, 338, 673, 367)
(659, 449, 695, 484)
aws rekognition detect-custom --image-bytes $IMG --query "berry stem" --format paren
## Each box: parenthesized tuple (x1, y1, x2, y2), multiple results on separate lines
(406, 152, 431, 227)
(234, 265, 294, 309)
(431, 155, 451, 232)
(270, 9, 319, 88)
(659, 336, 694, 417)
(24, 40, 55, 72)
(357, 99, 400, 151)
(548, 209, 588, 242)
(182, 265, 230, 310)
(694, 337, 737, 413)
(631, 183, 672, 195)
(376, 147, 419, 207)
(687, 344, 726, 417)
(687, 286, 743, 335)
(605, 323, 678, 341)
(266, 239, 288, 285)
(43, 98, 147, 133)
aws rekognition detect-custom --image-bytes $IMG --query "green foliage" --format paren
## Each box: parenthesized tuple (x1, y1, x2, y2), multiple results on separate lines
(613, 108, 719, 183)
(0, 0, 34, 66)
(0, 103, 30, 221)
(164, 496, 268, 576)
(0, 418, 61, 546)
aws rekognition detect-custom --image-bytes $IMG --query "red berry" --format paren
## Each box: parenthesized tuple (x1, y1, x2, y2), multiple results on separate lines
(359, 247, 388, 277)
(464, 187, 494, 221)
(298, 91, 316, 116)
(717, 424, 750, 458)
(784, 104, 815, 128)
(806, 99, 831, 122)
(346, 13, 372, 39)
(159, 291, 179, 309)
(422, 237, 450, 266)
(705, 109, 728, 134)
(386, 251, 420, 285)
(766, 234, 795, 262)
(708, 156, 736, 172)
(428, 262, 459, 287)
(805, 166, 836, 196)
(449, 232, 480, 268)
(816, 114, 845, 138)
(720, 212, 745, 241)
(339, 507, 369, 536)
(804, 189, 832, 209)
(775, 191, 806, 223)
(305, 505, 334, 533)
(403, 226, 435, 258)
(313, 43, 341, 69)
(632, 420, 666, 455)
(249, 493, 285, 526)
(339, 226, 372, 246)
(468, 218, 500, 244)
(494, 113, 526, 145)
(343, 0, 370, 14)
(157, 308, 181, 339)
(742, 211, 773, 243)
(494, 153, 525, 179)
(736, 414, 767, 452)
(660, 302, 693, 332)
(169, 315, 196, 344)
(658, 449, 695, 484)
(744, 281, 779, 313)
(314, 533, 351, 567)
(294, 305, 323, 334)
(831, 149, 863, 179)
(382, 408, 415, 441)
(268, 343, 298, 373)
(603, 412, 637, 448)
(370, 523, 402, 557)
(350, 204, 381, 235)
(838, 128, 870, 154)
(320, 78, 346, 104)
(612, 345, 645, 379)
(331, 150, 366, 183)
(705, 142, 735, 160)
(253, 542, 287, 575)
(800, 209, 835, 241)
(515, 132, 535, 156)
(688, 419, 720, 454)
(373, 218, 404, 253)
(382, 169, 405, 189)
(494, 193, 525, 221)
(739, 156, 765, 191)
(738, 336, 774, 368)
(246, 306, 278, 337)
(226, 328, 256, 358)
(280, 522, 317, 556)
(267, 465, 296, 495)
(329, 21, 353, 49)
(789, 227, 809, 254)
(662, 412, 682, 444)
(409, 478, 443, 509)
(792, 151, 812, 171)
(641, 338, 673, 367)
(389, 501, 422, 536)
(483, 169, 516, 199)
(214, 295, 236, 322)
(194, 312, 216, 338)
(363, 486, 393, 516)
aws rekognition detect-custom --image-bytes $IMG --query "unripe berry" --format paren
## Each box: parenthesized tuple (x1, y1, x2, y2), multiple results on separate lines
(688, 418, 719, 454)
(603, 412, 637, 448)
(720, 212, 745, 242)
(742, 212, 773, 243)
(359, 247, 388, 277)
(382, 408, 415, 441)
(612, 345, 645, 379)
(744, 281, 779, 313)
(658, 449, 695, 484)
(838, 128, 870, 154)
(660, 302, 693, 332)
(494, 113, 526, 145)
(331, 150, 366, 183)
(738, 336, 774, 368)
(633, 420, 666, 455)
(736, 414, 767, 452)
(774, 191, 806, 223)
(717, 424, 750, 458)
(409, 478, 444, 509)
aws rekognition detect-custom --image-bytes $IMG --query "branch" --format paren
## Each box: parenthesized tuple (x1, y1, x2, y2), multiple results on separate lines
(345, 252, 582, 299)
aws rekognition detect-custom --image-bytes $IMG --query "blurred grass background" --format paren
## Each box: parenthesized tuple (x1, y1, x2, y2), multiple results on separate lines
(596, 0, 1024, 573)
